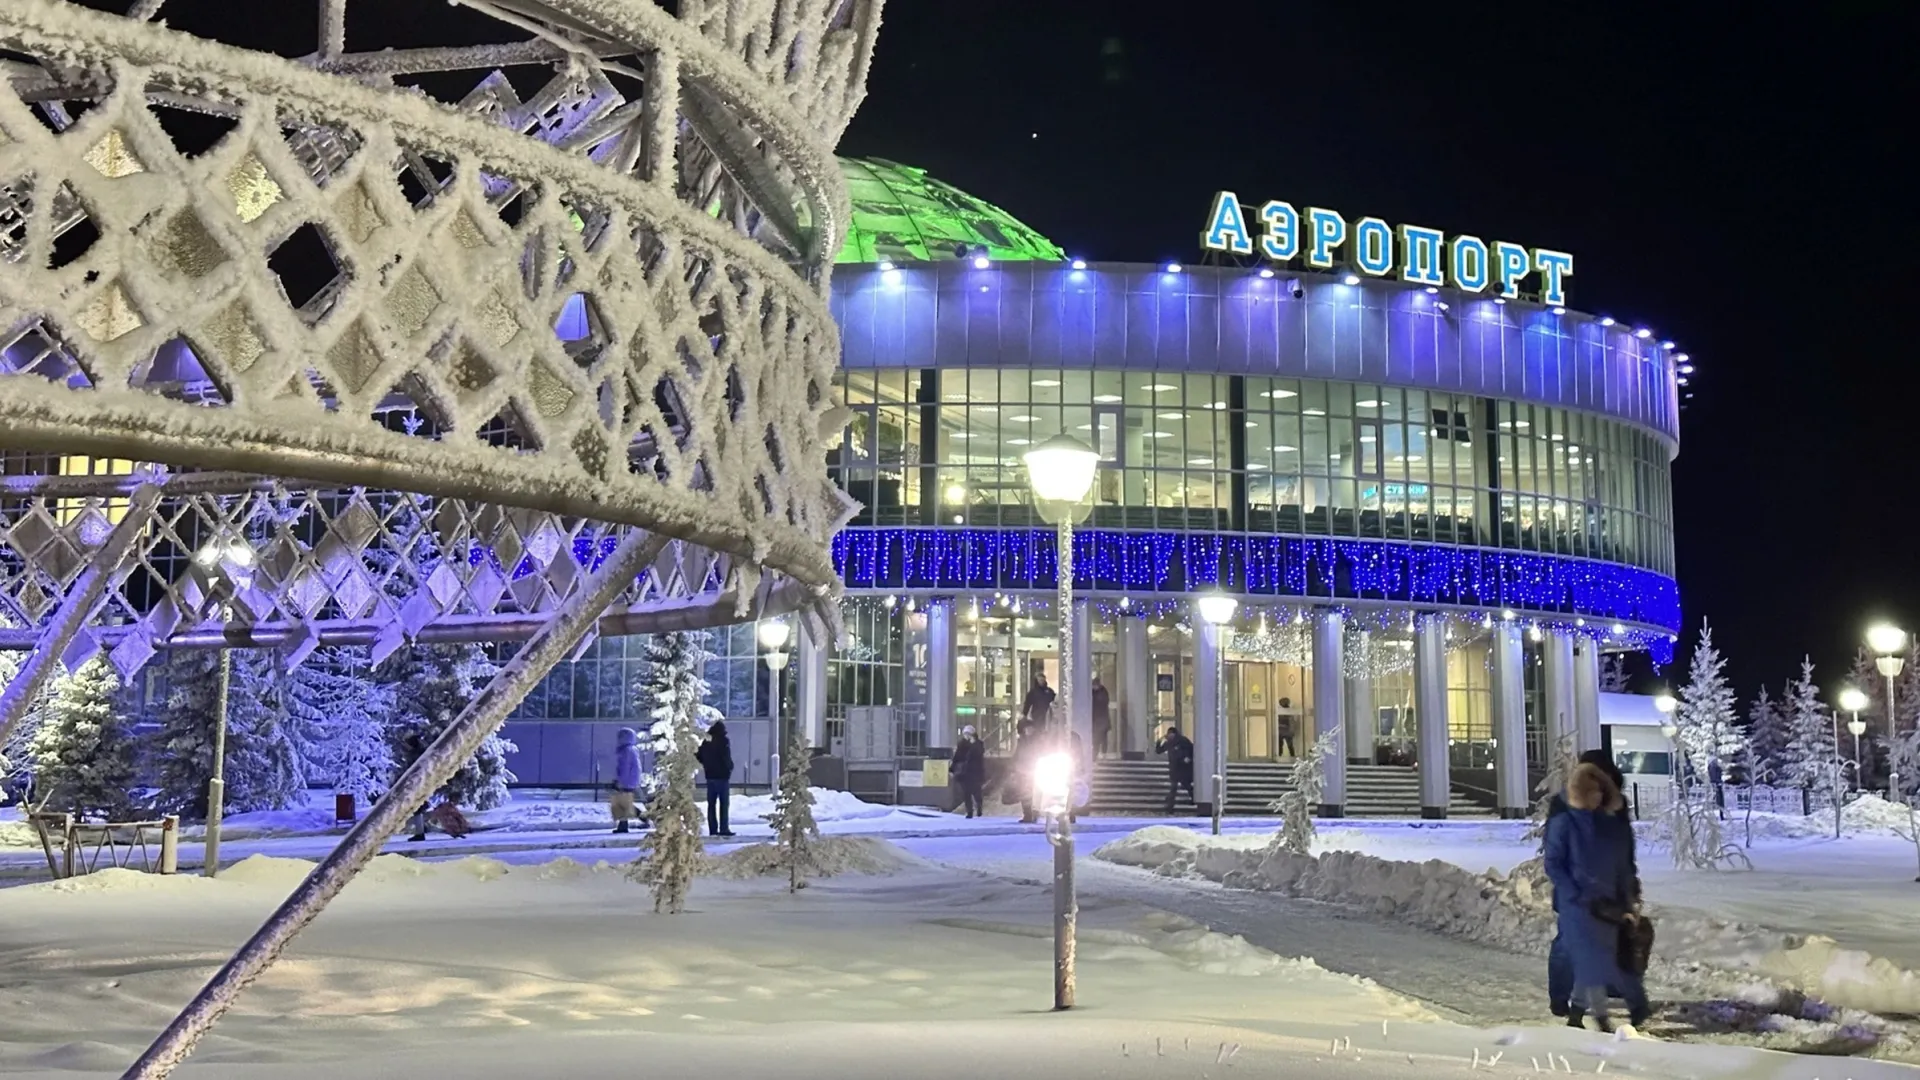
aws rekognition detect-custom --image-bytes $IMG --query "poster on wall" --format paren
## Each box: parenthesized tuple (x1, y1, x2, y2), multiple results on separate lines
(903, 610, 930, 738)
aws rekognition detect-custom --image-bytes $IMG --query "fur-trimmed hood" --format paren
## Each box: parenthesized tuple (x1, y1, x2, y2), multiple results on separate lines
(1567, 761, 1624, 813)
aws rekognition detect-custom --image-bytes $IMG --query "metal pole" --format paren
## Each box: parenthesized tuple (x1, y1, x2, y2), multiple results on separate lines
(204, 643, 231, 879)
(120, 529, 666, 1080)
(1052, 516, 1076, 1011)
(1832, 709, 1843, 841)
(1211, 631, 1224, 836)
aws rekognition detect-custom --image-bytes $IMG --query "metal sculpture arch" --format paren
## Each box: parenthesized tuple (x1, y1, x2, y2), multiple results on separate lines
(0, 1, 885, 1074)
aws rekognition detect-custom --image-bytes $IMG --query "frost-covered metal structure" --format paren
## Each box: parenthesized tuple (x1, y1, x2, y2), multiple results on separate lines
(0, 0, 884, 1073)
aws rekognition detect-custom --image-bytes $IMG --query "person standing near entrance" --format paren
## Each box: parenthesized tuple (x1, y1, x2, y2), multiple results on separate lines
(1156, 724, 1195, 812)
(695, 721, 735, 837)
(1011, 719, 1040, 824)
(1090, 676, 1112, 757)
(1275, 697, 1299, 759)
(952, 725, 988, 819)
(610, 727, 644, 834)
(1023, 673, 1056, 728)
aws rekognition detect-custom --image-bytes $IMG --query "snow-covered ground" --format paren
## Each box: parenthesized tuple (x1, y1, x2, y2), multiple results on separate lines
(0, 838, 1909, 1079)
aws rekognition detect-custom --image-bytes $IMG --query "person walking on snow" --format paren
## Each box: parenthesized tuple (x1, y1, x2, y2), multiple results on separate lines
(1543, 749, 1639, 1017)
(610, 727, 644, 834)
(1156, 724, 1195, 813)
(951, 725, 988, 818)
(1023, 673, 1056, 727)
(1544, 759, 1650, 1032)
(695, 721, 735, 837)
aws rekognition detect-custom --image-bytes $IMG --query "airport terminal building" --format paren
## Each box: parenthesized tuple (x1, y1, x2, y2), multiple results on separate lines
(504, 158, 1685, 818)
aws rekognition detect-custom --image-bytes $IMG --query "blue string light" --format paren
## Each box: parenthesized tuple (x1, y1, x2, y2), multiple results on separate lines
(830, 528, 1681, 634)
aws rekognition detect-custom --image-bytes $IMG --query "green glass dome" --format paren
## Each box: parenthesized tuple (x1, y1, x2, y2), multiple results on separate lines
(836, 157, 1066, 265)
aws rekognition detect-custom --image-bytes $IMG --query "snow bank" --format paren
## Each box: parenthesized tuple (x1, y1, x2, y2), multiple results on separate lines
(1737, 795, 1917, 841)
(698, 836, 927, 879)
(1096, 827, 1920, 1024)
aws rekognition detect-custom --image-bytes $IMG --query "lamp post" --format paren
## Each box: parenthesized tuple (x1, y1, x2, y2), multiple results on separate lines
(193, 538, 255, 879)
(1654, 692, 1679, 812)
(1196, 592, 1239, 836)
(1022, 433, 1099, 1013)
(759, 619, 792, 793)
(1840, 685, 1870, 783)
(1866, 623, 1917, 879)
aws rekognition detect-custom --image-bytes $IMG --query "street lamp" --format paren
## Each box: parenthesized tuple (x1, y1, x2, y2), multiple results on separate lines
(1841, 686, 1870, 764)
(193, 538, 254, 879)
(1866, 623, 1916, 878)
(758, 619, 792, 792)
(1196, 592, 1239, 836)
(1022, 433, 1099, 1013)
(1654, 692, 1679, 808)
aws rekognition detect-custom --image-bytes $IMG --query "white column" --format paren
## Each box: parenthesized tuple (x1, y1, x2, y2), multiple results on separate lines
(1491, 620, 1529, 818)
(1070, 600, 1093, 752)
(1573, 637, 1603, 754)
(927, 599, 958, 751)
(1193, 618, 1222, 813)
(1120, 616, 1151, 755)
(1344, 628, 1374, 766)
(1413, 615, 1451, 819)
(1311, 609, 1347, 816)
(1541, 629, 1577, 756)
(797, 618, 830, 750)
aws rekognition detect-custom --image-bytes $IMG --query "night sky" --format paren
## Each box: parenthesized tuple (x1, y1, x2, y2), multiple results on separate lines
(836, 2, 1908, 697)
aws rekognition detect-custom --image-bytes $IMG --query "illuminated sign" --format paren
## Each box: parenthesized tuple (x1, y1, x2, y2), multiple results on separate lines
(1200, 192, 1573, 306)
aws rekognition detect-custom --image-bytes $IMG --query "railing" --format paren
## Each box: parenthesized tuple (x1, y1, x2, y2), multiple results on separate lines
(28, 812, 179, 879)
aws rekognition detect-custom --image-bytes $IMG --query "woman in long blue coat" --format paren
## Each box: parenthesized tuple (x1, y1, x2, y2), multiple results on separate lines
(1544, 761, 1650, 1030)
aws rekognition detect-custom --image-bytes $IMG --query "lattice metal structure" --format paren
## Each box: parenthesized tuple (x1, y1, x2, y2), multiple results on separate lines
(0, 3, 886, 1074)
(0, 0, 884, 680)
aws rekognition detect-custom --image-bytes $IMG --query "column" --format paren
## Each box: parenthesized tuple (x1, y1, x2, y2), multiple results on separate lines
(797, 618, 829, 750)
(1311, 608, 1347, 817)
(926, 599, 958, 751)
(1573, 637, 1602, 753)
(1491, 620, 1529, 818)
(1413, 614, 1451, 819)
(1541, 629, 1577, 757)
(1193, 617, 1222, 814)
(1120, 616, 1151, 755)
(1344, 629, 1374, 766)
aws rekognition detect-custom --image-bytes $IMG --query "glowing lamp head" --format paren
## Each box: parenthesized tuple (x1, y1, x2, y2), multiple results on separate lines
(1258, 267, 1275, 279)
(1023, 434, 1100, 507)
(1424, 286, 1439, 295)
(757, 619, 792, 652)
(1033, 752, 1073, 814)
(1599, 316, 1616, 327)
(1849, 718, 1868, 737)
(1165, 262, 1183, 274)
(1867, 623, 1909, 656)
(1342, 273, 1361, 286)
(1070, 258, 1087, 270)
(1196, 593, 1239, 627)
(1551, 306, 1566, 315)
(1634, 327, 1653, 339)
(1653, 693, 1677, 716)
(1839, 686, 1870, 714)
(972, 254, 991, 270)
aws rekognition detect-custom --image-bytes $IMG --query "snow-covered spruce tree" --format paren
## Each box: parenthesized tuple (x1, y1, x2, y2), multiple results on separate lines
(223, 648, 307, 813)
(1661, 624, 1749, 870)
(1269, 734, 1334, 855)
(0, 651, 41, 789)
(384, 643, 515, 812)
(144, 649, 222, 820)
(1527, 734, 1577, 848)
(766, 726, 820, 893)
(628, 630, 722, 913)
(146, 648, 309, 820)
(30, 658, 138, 818)
(1745, 685, 1788, 788)
(1780, 657, 1836, 801)
(285, 646, 396, 802)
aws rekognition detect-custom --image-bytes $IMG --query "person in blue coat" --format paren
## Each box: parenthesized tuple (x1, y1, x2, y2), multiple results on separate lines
(610, 727, 644, 834)
(1544, 750, 1638, 1016)
(1544, 760, 1650, 1031)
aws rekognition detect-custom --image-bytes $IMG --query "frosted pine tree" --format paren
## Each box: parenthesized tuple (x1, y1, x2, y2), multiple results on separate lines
(1269, 735, 1334, 855)
(146, 649, 308, 819)
(1527, 734, 1578, 848)
(223, 649, 307, 812)
(29, 658, 138, 818)
(286, 646, 395, 801)
(1780, 657, 1835, 797)
(144, 649, 224, 820)
(1745, 685, 1788, 786)
(628, 631, 722, 913)
(385, 643, 515, 812)
(1661, 623, 1749, 869)
(0, 651, 40, 790)
(766, 727, 820, 893)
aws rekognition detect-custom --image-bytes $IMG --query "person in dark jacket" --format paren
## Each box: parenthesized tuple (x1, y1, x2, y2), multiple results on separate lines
(951, 725, 988, 818)
(611, 727, 643, 834)
(1023, 674, 1056, 727)
(695, 722, 735, 837)
(1156, 725, 1196, 812)
(1011, 720, 1040, 823)
(1545, 761, 1650, 1031)
(1545, 749, 1639, 1016)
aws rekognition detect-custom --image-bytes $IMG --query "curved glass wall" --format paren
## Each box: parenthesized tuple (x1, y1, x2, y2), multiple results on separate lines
(835, 368, 1674, 574)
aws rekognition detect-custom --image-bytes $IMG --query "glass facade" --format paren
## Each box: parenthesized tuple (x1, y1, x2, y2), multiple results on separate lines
(835, 369, 1674, 574)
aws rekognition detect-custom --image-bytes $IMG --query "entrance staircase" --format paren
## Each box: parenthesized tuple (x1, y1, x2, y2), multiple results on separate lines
(1086, 759, 1490, 818)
